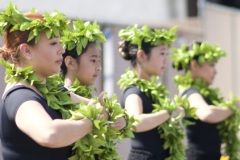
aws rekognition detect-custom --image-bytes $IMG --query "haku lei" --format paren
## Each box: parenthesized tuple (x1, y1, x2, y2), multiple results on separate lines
(118, 68, 196, 160)
(174, 71, 240, 160)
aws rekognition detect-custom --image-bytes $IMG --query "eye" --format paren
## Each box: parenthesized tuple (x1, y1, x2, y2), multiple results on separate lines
(50, 42, 58, 45)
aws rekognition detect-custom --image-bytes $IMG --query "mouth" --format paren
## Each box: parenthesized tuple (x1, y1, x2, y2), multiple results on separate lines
(56, 59, 63, 64)
(93, 74, 99, 78)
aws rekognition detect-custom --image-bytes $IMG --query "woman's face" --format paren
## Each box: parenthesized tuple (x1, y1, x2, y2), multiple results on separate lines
(29, 33, 65, 78)
(143, 44, 168, 77)
(75, 43, 102, 86)
(194, 61, 217, 85)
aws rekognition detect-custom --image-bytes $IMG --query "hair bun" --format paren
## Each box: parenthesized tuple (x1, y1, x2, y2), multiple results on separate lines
(118, 40, 138, 61)
(0, 46, 11, 61)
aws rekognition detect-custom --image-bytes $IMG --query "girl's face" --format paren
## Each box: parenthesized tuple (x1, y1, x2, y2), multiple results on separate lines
(194, 61, 217, 85)
(75, 43, 102, 86)
(29, 33, 65, 78)
(143, 44, 168, 77)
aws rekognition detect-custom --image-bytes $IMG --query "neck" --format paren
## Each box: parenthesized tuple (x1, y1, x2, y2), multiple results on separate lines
(134, 65, 151, 81)
(64, 77, 74, 88)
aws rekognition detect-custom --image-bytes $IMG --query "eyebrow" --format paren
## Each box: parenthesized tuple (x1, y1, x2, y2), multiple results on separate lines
(90, 55, 101, 58)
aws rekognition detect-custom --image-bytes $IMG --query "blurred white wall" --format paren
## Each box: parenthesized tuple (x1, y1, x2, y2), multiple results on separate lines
(1, 0, 187, 25)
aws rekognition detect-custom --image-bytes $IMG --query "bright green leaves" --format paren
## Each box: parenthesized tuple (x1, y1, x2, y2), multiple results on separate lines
(60, 19, 106, 55)
(0, 2, 70, 43)
(118, 24, 177, 49)
(171, 42, 226, 71)
(68, 78, 94, 99)
(68, 78, 137, 160)
(216, 96, 240, 160)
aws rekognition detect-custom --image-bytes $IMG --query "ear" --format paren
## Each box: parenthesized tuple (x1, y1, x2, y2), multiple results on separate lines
(19, 44, 32, 60)
(136, 50, 147, 63)
(64, 56, 78, 71)
(190, 60, 199, 71)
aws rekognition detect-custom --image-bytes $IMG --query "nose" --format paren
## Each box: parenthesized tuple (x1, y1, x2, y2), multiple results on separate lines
(97, 63, 102, 71)
(60, 47, 65, 55)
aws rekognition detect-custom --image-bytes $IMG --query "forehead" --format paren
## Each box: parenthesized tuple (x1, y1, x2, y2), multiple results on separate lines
(152, 44, 168, 51)
(82, 44, 101, 57)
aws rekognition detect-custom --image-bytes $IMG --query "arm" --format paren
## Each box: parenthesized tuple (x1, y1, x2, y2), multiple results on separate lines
(188, 93, 233, 123)
(15, 100, 93, 148)
(125, 94, 170, 132)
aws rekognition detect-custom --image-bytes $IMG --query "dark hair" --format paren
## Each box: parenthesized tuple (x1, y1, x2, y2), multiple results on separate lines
(118, 40, 153, 67)
(172, 41, 202, 71)
(0, 13, 44, 64)
(61, 42, 94, 77)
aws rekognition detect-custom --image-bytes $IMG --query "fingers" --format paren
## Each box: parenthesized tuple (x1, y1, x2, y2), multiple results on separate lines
(98, 91, 105, 105)
(109, 117, 126, 130)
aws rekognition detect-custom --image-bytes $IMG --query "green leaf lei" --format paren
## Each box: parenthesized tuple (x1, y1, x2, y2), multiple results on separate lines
(171, 42, 226, 71)
(118, 24, 177, 49)
(118, 68, 196, 160)
(0, 60, 119, 160)
(60, 19, 106, 55)
(174, 72, 240, 160)
(0, 2, 70, 43)
(66, 78, 137, 160)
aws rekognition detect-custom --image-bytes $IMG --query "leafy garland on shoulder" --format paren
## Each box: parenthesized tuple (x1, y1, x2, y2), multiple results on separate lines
(66, 78, 137, 160)
(60, 19, 106, 55)
(118, 24, 177, 49)
(0, 2, 70, 43)
(118, 68, 197, 160)
(174, 72, 240, 159)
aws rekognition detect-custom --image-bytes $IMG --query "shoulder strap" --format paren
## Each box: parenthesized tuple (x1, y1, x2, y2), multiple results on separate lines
(180, 88, 199, 98)
(2, 85, 33, 101)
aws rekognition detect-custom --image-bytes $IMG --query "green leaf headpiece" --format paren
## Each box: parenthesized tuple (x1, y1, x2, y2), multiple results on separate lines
(60, 19, 106, 55)
(0, 2, 70, 43)
(118, 24, 177, 49)
(171, 42, 226, 71)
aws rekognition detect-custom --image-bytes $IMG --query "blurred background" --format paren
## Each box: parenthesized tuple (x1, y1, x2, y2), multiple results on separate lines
(1, 0, 240, 159)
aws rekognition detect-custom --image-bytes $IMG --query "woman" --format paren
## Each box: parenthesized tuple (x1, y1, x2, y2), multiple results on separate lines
(171, 42, 236, 160)
(117, 25, 185, 160)
(0, 4, 95, 160)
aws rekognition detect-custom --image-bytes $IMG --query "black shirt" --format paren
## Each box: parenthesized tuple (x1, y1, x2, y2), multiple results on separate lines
(120, 85, 169, 160)
(182, 88, 221, 160)
(0, 85, 72, 160)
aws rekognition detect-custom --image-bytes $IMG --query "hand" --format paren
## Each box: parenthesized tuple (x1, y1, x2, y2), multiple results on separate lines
(170, 107, 185, 124)
(98, 91, 105, 106)
(110, 117, 126, 130)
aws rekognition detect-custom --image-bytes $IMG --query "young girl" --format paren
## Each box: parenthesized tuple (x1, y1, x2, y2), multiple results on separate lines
(117, 25, 186, 160)
(171, 42, 239, 160)
(60, 19, 131, 159)
(0, 3, 97, 160)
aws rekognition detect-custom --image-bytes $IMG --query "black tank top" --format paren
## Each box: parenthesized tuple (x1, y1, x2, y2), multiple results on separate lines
(0, 85, 72, 160)
(120, 85, 169, 160)
(182, 88, 221, 160)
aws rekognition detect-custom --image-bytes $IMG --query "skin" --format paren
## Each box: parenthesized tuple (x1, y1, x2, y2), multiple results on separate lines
(64, 43, 126, 130)
(186, 60, 233, 123)
(4, 33, 93, 148)
(124, 44, 185, 132)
